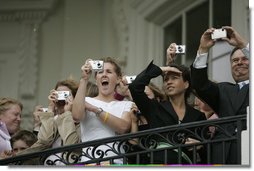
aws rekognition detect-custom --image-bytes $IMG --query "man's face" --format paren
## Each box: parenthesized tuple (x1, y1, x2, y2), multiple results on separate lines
(231, 49, 249, 83)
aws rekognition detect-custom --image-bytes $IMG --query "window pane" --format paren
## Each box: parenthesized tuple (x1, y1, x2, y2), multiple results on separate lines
(164, 17, 182, 64)
(213, 0, 231, 28)
(186, 1, 209, 66)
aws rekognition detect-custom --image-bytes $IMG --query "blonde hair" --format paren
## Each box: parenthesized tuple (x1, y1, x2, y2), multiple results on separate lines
(0, 97, 23, 115)
(86, 81, 98, 97)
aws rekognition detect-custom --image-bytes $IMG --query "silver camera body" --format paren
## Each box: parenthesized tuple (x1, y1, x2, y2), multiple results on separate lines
(57, 91, 70, 101)
(126, 75, 136, 84)
(175, 45, 186, 54)
(89, 60, 104, 71)
(211, 28, 227, 40)
(42, 108, 48, 112)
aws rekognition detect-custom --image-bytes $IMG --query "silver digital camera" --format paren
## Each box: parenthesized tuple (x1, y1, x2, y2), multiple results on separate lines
(175, 45, 186, 54)
(126, 75, 136, 84)
(57, 91, 70, 101)
(211, 28, 227, 40)
(42, 108, 48, 112)
(89, 60, 104, 71)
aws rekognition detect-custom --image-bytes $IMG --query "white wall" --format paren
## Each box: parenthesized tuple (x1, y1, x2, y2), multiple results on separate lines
(37, 0, 119, 106)
(0, 0, 119, 129)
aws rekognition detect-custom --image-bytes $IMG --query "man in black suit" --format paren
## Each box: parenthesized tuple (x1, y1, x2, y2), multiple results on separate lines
(190, 26, 249, 164)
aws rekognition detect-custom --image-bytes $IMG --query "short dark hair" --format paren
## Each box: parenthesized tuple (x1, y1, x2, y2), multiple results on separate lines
(165, 63, 191, 101)
(11, 130, 37, 147)
(230, 47, 240, 60)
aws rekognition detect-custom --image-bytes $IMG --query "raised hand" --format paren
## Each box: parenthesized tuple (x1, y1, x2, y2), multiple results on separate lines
(198, 28, 216, 54)
(222, 26, 247, 49)
(166, 43, 177, 65)
(48, 89, 58, 112)
(81, 59, 93, 81)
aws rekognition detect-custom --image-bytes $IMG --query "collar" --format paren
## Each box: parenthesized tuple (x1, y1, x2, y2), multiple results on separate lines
(238, 80, 249, 89)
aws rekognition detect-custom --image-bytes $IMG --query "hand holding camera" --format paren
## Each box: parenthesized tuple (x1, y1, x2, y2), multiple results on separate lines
(220, 26, 247, 48)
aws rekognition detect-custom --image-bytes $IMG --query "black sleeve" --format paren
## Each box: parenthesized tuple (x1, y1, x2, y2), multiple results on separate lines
(129, 61, 162, 121)
(190, 64, 220, 113)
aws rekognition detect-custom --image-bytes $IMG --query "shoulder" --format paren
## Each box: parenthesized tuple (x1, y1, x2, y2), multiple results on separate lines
(218, 82, 235, 86)
(115, 100, 133, 108)
(85, 97, 93, 102)
(217, 82, 236, 90)
(187, 105, 206, 120)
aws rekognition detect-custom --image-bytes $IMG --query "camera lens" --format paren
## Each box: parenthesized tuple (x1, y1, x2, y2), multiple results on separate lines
(97, 63, 102, 68)
(178, 46, 183, 52)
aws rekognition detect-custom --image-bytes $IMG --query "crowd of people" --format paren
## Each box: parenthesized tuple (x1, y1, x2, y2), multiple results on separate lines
(0, 26, 249, 165)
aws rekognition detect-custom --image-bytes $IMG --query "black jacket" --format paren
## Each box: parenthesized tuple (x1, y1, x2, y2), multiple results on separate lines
(128, 61, 206, 164)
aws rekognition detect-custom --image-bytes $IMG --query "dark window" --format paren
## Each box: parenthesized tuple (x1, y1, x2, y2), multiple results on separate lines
(164, 17, 182, 64)
(163, 0, 231, 66)
(186, 1, 209, 66)
(213, 0, 231, 28)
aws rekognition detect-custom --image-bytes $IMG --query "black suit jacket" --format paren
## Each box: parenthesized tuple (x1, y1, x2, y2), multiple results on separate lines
(190, 65, 249, 164)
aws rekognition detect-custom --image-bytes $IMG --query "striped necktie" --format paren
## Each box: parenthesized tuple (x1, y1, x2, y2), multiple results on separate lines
(239, 82, 246, 89)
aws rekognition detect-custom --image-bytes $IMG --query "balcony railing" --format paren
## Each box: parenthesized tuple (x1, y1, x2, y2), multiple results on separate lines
(0, 114, 247, 166)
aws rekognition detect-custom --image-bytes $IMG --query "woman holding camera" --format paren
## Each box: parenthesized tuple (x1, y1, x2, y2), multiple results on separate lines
(17, 79, 81, 165)
(72, 57, 132, 165)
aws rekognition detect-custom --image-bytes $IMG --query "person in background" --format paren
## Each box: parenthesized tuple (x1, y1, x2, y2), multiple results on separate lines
(0, 97, 22, 157)
(31, 80, 98, 136)
(194, 96, 218, 137)
(85, 81, 99, 97)
(10, 130, 37, 155)
(194, 97, 218, 121)
(190, 26, 249, 164)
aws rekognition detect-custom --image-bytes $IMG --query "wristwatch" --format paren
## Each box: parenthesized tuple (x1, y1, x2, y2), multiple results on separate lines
(95, 107, 103, 117)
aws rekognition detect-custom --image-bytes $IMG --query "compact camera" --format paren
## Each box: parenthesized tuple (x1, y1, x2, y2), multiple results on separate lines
(126, 75, 136, 84)
(175, 45, 186, 54)
(57, 91, 70, 101)
(89, 60, 104, 71)
(42, 108, 48, 112)
(211, 28, 227, 40)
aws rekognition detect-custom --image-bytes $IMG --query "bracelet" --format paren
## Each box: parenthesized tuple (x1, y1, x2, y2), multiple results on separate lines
(103, 112, 110, 123)
(95, 108, 103, 117)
